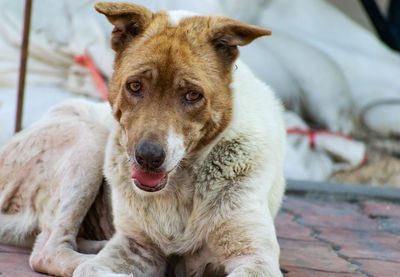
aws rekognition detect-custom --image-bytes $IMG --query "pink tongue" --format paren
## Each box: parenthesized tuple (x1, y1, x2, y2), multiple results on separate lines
(131, 168, 166, 188)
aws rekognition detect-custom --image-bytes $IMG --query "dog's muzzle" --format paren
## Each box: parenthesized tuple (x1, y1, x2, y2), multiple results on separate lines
(132, 141, 168, 192)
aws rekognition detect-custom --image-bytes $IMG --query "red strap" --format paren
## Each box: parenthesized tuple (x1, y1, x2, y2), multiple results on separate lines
(286, 127, 353, 149)
(309, 129, 316, 149)
(75, 54, 108, 101)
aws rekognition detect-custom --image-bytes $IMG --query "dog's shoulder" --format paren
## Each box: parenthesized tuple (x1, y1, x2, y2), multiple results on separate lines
(194, 60, 286, 194)
(230, 59, 286, 144)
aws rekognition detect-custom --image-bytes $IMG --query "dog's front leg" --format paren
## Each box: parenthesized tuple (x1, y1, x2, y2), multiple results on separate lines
(210, 210, 283, 277)
(74, 232, 166, 277)
(29, 167, 105, 276)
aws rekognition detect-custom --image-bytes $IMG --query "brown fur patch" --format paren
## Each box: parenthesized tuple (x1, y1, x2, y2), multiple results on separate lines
(111, 15, 233, 156)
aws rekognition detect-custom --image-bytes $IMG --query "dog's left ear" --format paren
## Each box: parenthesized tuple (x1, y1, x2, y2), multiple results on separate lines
(209, 17, 271, 66)
(95, 2, 153, 51)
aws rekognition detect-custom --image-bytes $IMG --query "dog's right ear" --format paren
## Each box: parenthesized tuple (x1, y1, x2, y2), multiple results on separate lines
(95, 2, 153, 51)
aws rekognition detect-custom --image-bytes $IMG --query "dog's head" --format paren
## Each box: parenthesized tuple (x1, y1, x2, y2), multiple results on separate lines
(96, 2, 270, 192)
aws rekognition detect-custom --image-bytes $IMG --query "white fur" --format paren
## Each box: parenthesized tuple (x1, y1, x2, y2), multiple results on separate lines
(0, 211, 38, 247)
(164, 128, 185, 171)
(220, 59, 286, 201)
(167, 10, 199, 26)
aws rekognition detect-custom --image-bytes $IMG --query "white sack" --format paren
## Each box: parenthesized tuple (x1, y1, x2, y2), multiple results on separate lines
(241, 34, 353, 133)
(0, 0, 114, 98)
(258, 0, 400, 136)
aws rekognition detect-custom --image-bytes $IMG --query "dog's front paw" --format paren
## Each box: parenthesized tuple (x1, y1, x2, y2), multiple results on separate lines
(73, 262, 132, 277)
(227, 265, 283, 277)
(30, 247, 92, 277)
(228, 271, 283, 277)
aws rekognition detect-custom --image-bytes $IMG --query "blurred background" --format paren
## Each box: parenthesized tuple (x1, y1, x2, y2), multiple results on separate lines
(0, 0, 399, 187)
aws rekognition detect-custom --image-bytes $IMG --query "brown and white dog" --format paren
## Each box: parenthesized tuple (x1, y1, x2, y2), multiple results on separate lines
(0, 2, 286, 276)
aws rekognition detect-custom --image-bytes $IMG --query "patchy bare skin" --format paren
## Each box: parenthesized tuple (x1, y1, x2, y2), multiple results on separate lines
(0, 2, 285, 277)
(0, 100, 113, 276)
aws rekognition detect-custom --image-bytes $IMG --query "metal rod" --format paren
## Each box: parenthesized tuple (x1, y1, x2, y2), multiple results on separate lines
(286, 179, 400, 202)
(359, 0, 400, 51)
(388, 0, 400, 35)
(15, 0, 33, 133)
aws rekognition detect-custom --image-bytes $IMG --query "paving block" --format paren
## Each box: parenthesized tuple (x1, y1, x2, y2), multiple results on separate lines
(317, 227, 400, 262)
(358, 259, 400, 277)
(282, 266, 360, 277)
(283, 197, 378, 231)
(276, 212, 315, 242)
(279, 239, 357, 273)
(362, 201, 400, 218)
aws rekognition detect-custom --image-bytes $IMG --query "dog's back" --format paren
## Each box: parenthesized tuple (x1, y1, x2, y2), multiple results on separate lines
(0, 99, 112, 246)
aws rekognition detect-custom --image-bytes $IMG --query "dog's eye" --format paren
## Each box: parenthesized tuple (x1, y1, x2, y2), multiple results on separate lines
(184, 91, 203, 102)
(127, 81, 142, 95)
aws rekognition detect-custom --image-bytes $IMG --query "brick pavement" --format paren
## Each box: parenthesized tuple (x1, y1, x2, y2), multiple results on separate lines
(1, 194, 400, 276)
(277, 195, 400, 277)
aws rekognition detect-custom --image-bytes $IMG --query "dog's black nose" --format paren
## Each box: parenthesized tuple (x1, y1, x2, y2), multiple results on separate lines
(135, 141, 166, 170)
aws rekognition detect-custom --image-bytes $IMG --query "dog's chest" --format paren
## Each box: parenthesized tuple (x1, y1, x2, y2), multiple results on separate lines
(137, 137, 256, 254)
(138, 176, 196, 253)
(113, 133, 257, 255)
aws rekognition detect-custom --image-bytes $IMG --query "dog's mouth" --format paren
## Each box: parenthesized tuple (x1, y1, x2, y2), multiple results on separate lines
(131, 168, 168, 192)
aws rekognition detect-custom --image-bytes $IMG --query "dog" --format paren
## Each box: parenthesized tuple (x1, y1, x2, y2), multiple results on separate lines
(0, 2, 286, 276)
